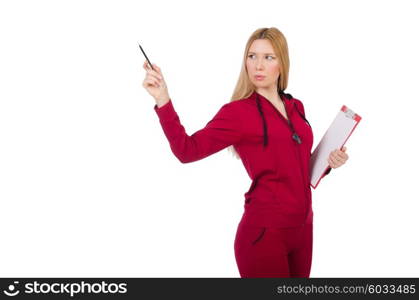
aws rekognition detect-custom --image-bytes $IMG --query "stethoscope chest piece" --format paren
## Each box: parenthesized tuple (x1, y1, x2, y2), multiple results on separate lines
(292, 132, 302, 144)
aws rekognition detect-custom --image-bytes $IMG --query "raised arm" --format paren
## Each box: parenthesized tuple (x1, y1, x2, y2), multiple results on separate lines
(154, 99, 243, 163)
(142, 61, 243, 163)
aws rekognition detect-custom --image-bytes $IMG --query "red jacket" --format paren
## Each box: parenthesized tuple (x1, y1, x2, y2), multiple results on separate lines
(153, 90, 331, 228)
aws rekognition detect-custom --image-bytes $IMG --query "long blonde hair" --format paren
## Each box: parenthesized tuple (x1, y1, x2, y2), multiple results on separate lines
(227, 27, 291, 159)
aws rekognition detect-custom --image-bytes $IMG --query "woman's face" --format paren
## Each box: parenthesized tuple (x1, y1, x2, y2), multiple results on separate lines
(246, 39, 280, 90)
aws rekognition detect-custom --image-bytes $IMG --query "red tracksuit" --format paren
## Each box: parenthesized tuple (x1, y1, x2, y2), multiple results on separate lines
(153, 90, 331, 277)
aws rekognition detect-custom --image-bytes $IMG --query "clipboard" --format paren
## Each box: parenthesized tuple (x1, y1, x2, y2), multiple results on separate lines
(310, 105, 362, 189)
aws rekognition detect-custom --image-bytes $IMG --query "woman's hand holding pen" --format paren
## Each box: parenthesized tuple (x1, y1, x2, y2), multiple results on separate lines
(327, 146, 349, 169)
(142, 61, 170, 107)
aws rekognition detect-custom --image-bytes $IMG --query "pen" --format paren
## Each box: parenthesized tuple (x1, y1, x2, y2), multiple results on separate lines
(138, 43, 155, 71)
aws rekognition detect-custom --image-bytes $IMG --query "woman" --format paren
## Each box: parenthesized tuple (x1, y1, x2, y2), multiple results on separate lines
(142, 27, 349, 278)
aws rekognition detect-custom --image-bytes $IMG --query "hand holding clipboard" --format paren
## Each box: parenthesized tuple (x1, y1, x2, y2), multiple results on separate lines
(310, 105, 362, 189)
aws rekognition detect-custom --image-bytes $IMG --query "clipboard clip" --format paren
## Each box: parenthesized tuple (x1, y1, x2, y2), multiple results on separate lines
(344, 107, 355, 119)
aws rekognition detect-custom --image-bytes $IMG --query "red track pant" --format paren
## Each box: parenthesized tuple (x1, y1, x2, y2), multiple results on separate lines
(234, 220, 313, 278)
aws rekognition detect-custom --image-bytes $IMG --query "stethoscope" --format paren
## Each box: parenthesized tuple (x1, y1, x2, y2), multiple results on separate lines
(256, 92, 311, 146)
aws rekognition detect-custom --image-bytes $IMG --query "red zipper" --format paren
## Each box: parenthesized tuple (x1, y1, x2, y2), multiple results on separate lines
(264, 97, 308, 225)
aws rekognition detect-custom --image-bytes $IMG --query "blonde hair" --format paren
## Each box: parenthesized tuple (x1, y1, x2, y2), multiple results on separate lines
(227, 27, 291, 159)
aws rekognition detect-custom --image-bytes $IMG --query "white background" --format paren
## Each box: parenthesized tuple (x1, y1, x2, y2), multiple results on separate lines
(1, 0, 418, 277)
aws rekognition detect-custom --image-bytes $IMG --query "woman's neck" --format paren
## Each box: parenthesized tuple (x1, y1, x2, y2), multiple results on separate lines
(256, 88, 281, 104)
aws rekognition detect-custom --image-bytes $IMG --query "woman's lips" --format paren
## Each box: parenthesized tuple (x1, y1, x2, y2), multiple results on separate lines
(255, 75, 265, 80)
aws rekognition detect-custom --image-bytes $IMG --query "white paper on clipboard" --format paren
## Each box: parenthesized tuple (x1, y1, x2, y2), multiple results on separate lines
(310, 105, 362, 189)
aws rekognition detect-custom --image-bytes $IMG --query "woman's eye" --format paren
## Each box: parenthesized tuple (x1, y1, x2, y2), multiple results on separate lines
(248, 54, 275, 60)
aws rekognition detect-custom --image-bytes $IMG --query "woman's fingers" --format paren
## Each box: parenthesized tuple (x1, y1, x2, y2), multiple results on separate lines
(143, 61, 163, 79)
(337, 149, 349, 161)
(144, 70, 162, 83)
(143, 61, 153, 71)
(143, 77, 160, 88)
(146, 73, 162, 84)
(152, 65, 163, 79)
(153, 64, 163, 76)
(145, 68, 162, 80)
(328, 157, 341, 168)
(142, 61, 168, 97)
(144, 69, 163, 87)
(327, 148, 349, 168)
(328, 156, 338, 168)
